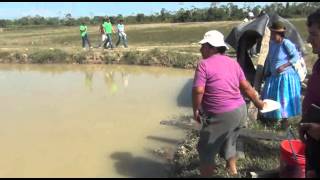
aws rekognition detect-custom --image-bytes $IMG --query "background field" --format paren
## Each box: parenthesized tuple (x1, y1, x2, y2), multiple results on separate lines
(0, 18, 317, 69)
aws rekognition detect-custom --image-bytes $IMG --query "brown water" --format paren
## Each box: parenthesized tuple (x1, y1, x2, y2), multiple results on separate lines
(0, 64, 194, 177)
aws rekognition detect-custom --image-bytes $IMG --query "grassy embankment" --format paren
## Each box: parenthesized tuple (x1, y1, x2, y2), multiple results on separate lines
(0, 19, 316, 178)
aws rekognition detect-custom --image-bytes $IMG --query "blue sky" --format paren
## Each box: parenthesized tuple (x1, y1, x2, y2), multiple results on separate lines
(0, 2, 283, 19)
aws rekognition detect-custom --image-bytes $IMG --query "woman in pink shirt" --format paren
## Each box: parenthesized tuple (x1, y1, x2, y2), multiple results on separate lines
(192, 30, 265, 177)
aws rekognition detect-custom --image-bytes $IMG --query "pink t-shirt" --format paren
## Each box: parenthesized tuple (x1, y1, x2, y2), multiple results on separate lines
(193, 54, 246, 114)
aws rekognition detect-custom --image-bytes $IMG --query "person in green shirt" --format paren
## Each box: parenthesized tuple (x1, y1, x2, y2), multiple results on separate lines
(80, 22, 92, 49)
(103, 17, 115, 49)
(98, 18, 108, 48)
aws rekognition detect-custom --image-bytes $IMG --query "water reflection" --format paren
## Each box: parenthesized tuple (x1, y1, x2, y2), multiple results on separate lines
(104, 71, 118, 95)
(85, 71, 94, 92)
(102, 71, 129, 95)
(0, 64, 192, 77)
(176, 78, 193, 108)
(121, 72, 129, 88)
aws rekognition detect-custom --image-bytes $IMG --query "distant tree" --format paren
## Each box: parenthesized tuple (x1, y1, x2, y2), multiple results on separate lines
(116, 14, 124, 22)
(109, 16, 116, 24)
(136, 13, 145, 23)
(160, 8, 170, 22)
(0, 20, 7, 27)
(16, 17, 30, 26)
(252, 5, 262, 17)
(65, 13, 72, 20)
(63, 13, 77, 26)
(46, 17, 60, 26)
(174, 8, 191, 22)
(92, 16, 103, 25)
(207, 7, 225, 21)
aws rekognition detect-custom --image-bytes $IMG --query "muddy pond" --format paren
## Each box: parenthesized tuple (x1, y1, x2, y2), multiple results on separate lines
(0, 64, 194, 177)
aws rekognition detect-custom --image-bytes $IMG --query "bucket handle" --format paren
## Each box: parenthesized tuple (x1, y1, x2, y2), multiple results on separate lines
(287, 126, 298, 161)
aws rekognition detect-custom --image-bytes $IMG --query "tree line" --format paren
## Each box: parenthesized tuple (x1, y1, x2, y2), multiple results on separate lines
(1, 2, 320, 28)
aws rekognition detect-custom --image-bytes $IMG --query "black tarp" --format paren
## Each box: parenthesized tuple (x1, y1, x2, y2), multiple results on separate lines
(225, 13, 305, 54)
(225, 13, 306, 85)
(225, 14, 269, 51)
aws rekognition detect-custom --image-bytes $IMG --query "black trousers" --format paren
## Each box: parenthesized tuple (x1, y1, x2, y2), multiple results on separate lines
(305, 136, 320, 177)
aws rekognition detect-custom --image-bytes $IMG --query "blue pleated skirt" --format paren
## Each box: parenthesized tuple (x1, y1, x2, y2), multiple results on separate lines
(261, 69, 302, 120)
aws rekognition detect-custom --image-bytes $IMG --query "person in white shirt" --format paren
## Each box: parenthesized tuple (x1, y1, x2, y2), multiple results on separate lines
(243, 11, 255, 23)
(116, 19, 128, 48)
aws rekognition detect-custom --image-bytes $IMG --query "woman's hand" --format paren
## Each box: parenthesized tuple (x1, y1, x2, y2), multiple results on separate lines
(240, 80, 264, 109)
(276, 66, 285, 74)
(276, 62, 291, 74)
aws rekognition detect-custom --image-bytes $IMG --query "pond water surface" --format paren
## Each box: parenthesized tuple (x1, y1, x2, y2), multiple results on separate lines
(0, 64, 194, 177)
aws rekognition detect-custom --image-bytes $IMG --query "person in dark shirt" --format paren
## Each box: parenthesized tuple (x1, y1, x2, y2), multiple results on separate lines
(298, 9, 320, 178)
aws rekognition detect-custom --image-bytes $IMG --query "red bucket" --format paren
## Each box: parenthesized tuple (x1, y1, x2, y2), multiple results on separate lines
(280, 139, 306, 178)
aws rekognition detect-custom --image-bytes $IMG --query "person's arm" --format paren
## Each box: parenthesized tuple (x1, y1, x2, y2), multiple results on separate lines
(299, 123, 320, 141)
(277, 40, 300, 73)
(276, 62, 292, 74)
(239, 79, 264, 109)
(192, 61, 206, 123)
(99, 25, 103, 34)
(236, 60, 264, 109)
(192, 86, 204, 123)
(263, 52, 271, 78)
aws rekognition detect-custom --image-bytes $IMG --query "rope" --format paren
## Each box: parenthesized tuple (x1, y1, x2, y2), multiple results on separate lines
(286, 125, 298, 161)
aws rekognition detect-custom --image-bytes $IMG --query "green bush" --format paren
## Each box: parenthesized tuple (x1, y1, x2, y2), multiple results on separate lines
(29, 49, 69, 63)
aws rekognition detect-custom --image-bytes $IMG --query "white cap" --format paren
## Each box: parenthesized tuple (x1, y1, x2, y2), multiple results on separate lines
(248, 12, 254, 17)
(199, 30, 229, 49)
